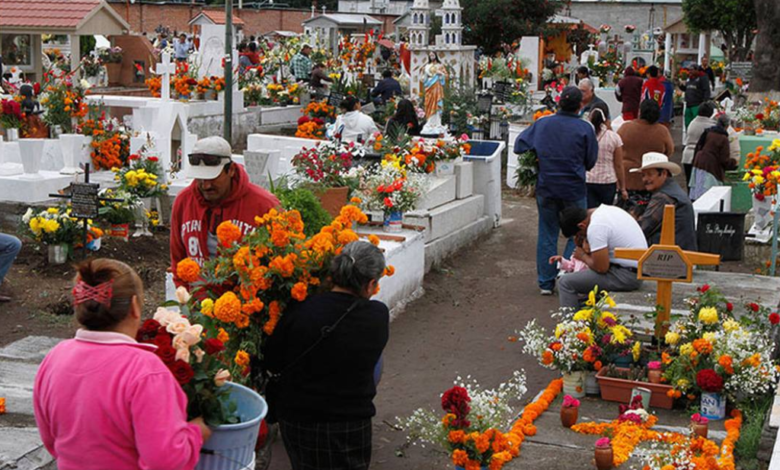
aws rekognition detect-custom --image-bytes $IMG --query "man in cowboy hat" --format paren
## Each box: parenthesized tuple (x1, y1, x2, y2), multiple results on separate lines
(169, 136, 279, 287)
(631, 152, 697, 251)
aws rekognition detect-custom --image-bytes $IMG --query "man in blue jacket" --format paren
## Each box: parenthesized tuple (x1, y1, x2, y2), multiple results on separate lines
(514, 86, 598, 295)
(371, 70, 403, 105)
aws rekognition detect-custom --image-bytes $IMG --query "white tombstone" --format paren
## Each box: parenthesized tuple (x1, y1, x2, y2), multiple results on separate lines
(130, 101, 195, 184)
(59, 134, 85, 175)
(199, 23, 227, 79)
(18, 139, 46, 179)
(155, 52, 177, 102)
(517, 37, 540, 92)
(244, 149, 280, 188)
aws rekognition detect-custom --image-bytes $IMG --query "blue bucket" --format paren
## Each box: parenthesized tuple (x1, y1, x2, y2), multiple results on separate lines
(196, 382, 268, 470)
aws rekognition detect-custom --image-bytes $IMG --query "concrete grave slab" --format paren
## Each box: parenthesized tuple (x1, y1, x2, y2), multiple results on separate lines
(406, 195, 485, 243)
(418, 175, 456, 211)
(454, 161, 473, 199)
(425, 215, 493, 272)
(0, 428, 52, 469)
(0, 361, 39, 416)
(0, 336, 62, 362)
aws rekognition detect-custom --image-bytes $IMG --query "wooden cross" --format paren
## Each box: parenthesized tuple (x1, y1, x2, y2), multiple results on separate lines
(615, 205, 721, 336)
(155, 51, 176, 101)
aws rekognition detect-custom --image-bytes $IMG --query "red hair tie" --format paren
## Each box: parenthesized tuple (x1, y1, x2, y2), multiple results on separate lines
(72, 279, 114, 308)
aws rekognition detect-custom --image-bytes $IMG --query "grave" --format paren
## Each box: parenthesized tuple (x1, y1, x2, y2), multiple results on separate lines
(0, 138, 74, 204)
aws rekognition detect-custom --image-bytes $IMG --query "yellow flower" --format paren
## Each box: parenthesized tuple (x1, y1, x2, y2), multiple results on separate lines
(42, 219, 60, 234)
(723, 319, 740, 332)
(554, 324, 564, 339)
(702, 332, 716, 342)
(677, 378, 689, 389)
(698, 307, 718, 325)
(665, 331, 680, 345)
(610, 325, 632, 344)
(632, 341, 641, 361)
(573, 309, 593, 322)
(586, 289, 597, 307)
(201, 298, 214, 317)
(46, 207, 58, 214)
(601, 291, 616, 308)
(680, 343, 694, 356)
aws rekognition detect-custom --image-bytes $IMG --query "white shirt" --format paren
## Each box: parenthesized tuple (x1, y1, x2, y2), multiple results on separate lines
(587, 205, 648, 268)
(331, 111, 379, 143)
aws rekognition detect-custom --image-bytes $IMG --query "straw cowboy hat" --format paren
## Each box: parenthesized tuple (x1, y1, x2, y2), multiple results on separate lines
(629, 152, 682, 176)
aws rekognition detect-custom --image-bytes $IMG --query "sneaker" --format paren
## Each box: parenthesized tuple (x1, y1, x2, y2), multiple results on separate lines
(540, 289, 554, 296)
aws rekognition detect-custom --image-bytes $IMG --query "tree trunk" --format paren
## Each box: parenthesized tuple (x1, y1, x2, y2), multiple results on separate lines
(752, 0, 780, 92)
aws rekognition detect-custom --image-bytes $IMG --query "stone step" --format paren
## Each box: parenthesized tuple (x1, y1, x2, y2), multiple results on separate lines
(0, 337, 63, 363)
(418, 175, 456, 211)
(0, 428, 54, 470)
(425, 215, 493, 273)
(407, 195, 485, 243)
(0, 361, 39, 416)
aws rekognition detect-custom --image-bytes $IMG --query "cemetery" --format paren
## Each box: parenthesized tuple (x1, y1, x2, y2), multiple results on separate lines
(1, 0, 780, 469)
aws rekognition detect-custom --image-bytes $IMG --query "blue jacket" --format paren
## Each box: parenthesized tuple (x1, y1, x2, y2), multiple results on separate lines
(371, 78, 402, 103)
(514, 111, 598, 201)
(660, 79, 675, 124)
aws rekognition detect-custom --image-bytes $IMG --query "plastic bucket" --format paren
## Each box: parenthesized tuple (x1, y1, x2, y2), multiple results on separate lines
(196, 382, 268, 470)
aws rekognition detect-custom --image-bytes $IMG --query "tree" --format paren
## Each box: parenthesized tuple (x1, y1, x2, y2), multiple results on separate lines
(682, 0, 755, 62)
(751, 0, 780, 92)
(462, 0, 564, 56)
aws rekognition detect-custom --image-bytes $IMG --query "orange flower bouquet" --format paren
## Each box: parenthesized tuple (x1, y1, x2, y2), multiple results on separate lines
(176, 204, 386, 383)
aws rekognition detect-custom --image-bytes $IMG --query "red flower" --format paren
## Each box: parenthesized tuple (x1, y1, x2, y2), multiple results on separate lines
(33, 83, 41, 95)
(726, 302, 734, 312)
(170, 360, 195, 385)
(136, 319, 161, 342)
(756, 113, 765, 121)
(203, 338, 225, 355)
(147, 156, 159, 162)
(156, 344, 177, 365)
(383, 197, 394, 208)
(312, 118, 324, 126)
(698, 284, 710, 293)
(749, 302, 760, 312)
(756, 193, 766, 202)
(696, 369, 724, 393)
(769, 313, 780, 325)
(298, 116, 310, 126)
(153, 330, 172, 348)
(441, 385, 471, 428)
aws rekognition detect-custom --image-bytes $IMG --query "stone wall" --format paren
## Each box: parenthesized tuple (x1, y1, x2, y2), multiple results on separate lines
(109, 3, 399, 37)
(567, 2, 683, 39)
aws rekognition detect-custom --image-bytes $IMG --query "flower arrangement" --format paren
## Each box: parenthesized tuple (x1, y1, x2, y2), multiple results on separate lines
(295, 101, 336, 140)
(357, 159, 427, 215)
(115, 143, 168, 198)
(98, 47, 123, 64)
(562, 395, 580, 408)
(81, 55, 102, 78)
(533, 109, 553, 121)
(291, 140, 362, 187)
(87, 117, 131, 170)
(40, 70, 89, 133)
(624, 25, 636, 33)
(137, 303, 238, 425)
(98, 188, 136, 225)
(742, 141, 780, 201)
(599, 24, 612, 34)
(21, 206, 101, 252)
(691, 413, 708, 425)
(519, 287, 635, 373)
(176, 204, 385, 381)
(0, 98, 25, 131)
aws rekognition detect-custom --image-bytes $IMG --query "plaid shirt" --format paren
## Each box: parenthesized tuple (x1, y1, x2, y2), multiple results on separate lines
(290, 53, 312, 81)
(586, 128, 623, 185)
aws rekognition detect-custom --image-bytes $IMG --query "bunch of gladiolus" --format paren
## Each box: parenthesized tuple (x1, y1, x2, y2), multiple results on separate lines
(137, 295, 238, 425)
(176, 204, 394, 383)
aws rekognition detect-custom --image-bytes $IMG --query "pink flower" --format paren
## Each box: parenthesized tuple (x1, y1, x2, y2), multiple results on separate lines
(595, 437, 611, 448)
(459, 133, 469, 141)
(647, 361, 661, 370)
(691, 413, 708, 425)
(562, 395, 580, 408)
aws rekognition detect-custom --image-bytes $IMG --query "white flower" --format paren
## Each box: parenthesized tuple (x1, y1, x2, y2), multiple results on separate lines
(166, 316, 191, 335)
(193, 347, 205, 363)
(22, 208, 34, 224)
(175, 286, 191, 305)
(214, 369, 231, 387)
(80, 79, 92, 89)
(175, 346, 190, 363)
(180, 324, 203, 346)
(153, 307, 180, 327)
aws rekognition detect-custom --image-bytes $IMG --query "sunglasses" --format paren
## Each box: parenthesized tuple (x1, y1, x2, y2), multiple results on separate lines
(189, 153, 230, 166)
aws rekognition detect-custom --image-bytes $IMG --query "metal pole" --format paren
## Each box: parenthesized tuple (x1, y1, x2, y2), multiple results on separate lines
(224, 0, 233, 142)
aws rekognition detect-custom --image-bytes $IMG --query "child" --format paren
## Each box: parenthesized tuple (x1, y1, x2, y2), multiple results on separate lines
(549, 239, 590, 277)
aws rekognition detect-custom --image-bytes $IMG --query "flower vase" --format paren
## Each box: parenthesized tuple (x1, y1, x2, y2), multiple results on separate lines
(18, 138, 45, 179)
(700, 392, 726, 421)
(133, 198, 154, 237)
(5, 128, 19, 142)
(436, 160, 456, 176)
(692, 421, 708, 438)
(594, 446, 613, 470)
(316, 186, 349, 218)
(606, 71, 615, 87)
(751, 196, 773, 232)
(562, 371, 586, 398)
(383, 211, 403, 233)
(585, 371, 600, 395)
(47, 244, 68, 265)
(560, 406, 578, 428)
(59, 134, 85, 175)
(647, 369, 663, 384)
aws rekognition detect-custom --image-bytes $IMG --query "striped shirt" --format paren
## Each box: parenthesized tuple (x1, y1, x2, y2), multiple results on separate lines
(587, 128, 623, 185)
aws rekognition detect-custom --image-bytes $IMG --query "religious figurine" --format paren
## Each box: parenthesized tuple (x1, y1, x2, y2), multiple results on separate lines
(420, 52, 448, 136)
(19, 84, 48, 138)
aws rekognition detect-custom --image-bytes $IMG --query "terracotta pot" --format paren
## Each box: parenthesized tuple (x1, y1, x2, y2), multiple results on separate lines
(595, 367, 674, 409)
(560, 406, 578, 428)
(692, 421, 708, 439)
(316, 186, 349, 218)
(594, 446, 613, 470)
(647, 369, 663, 384)
(106, 62, 122, 86)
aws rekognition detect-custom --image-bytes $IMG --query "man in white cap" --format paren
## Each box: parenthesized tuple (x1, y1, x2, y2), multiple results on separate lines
(170, 136, 279, 286)
(631, 152, 697, 251)
(290, 43, 313, 82)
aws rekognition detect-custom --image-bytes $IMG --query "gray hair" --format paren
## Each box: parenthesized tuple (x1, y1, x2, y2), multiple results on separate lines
(578, 78, 594, 91)
(330, 241, 386, 294)
(716, 114, 731, 128)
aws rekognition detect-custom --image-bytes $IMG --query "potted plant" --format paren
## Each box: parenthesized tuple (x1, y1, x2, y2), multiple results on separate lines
(595, 364, 674, 409)
(20, 206, 81, 264)
(81, 55, 103, 87)
(291, 140, 362, 217)
(98, 188, 136, 241)
(560, 395, 580, 428)
(357, 162, 427, 233)
(690, 413, 708, 438)
(647, 361, 662, 384)
(594, 437, 613, 469)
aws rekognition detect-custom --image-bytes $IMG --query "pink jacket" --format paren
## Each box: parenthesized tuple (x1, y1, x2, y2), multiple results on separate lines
(560, 256, 588, 273)
(34, 330, 203, 470)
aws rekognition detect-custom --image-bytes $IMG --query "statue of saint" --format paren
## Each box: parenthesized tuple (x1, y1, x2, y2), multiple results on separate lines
(421, 52, 448, 135)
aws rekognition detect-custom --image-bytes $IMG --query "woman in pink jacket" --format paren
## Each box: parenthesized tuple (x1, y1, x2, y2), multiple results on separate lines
(34, 259, 210, 470)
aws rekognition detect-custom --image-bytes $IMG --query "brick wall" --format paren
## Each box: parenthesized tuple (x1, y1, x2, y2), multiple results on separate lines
(109, 3, 397, 37)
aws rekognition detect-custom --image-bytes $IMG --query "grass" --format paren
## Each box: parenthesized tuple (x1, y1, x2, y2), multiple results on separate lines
(735, 394, 773, 468)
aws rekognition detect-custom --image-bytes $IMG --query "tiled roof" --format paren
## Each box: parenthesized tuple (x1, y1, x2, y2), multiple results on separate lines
(0, 0, 102, 29)
(197, 10, 246, 26)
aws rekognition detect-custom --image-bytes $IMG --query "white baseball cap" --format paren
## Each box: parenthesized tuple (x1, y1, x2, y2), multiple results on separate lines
(185, 136, 233, 180)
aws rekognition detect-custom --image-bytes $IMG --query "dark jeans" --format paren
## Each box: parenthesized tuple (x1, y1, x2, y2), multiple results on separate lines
(586, 183, 617, 208)
(536, 195, 587, 290)
(0, 233, 21, 283)
(683, 163, 693, 190)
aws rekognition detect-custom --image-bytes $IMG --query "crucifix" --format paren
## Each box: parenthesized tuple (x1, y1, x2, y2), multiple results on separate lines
(155, 51, 176, 101)
(615, 205, 721, 336)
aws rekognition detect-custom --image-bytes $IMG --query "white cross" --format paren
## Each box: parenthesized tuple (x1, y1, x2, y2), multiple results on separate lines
(155, 51, 176, 101)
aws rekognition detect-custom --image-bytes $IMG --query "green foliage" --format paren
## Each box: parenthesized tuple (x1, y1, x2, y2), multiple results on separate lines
(515, 150, 538, 187)
(734, 394, 772, 465)
(462, 0, 563, 55)
(442, 83, 478, 135)
(272, 184, 332, 237)
(79, 36, 96, 60)
(682, 0, 756, 61)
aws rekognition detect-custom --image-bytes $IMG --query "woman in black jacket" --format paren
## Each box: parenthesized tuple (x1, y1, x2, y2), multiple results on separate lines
(384, 98, 421, 140)
(264, 241, 389, 470)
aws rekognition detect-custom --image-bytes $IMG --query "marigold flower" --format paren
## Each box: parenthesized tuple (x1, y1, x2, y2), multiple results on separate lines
(176, 258, 200, 283)
(384, 265, 395, 277)
(216, 221, 242, 248)
(217, 328, 230, 343)
(368, 234, 380, 246)
(698, 307, 718, 325)
(234, 350, 250, 367)
(214, 291, 242, 324)
(291, 282, 308, 302)
(451, 449, 468, 467)
(0, 397, 5, 414)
